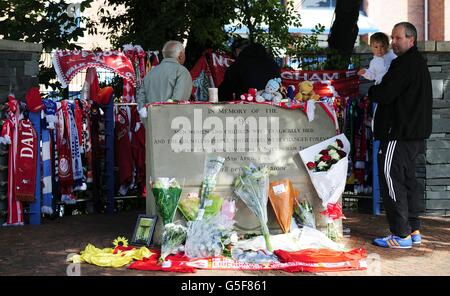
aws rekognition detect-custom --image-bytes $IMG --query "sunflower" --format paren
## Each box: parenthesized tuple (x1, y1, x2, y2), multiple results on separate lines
(113, 236, 129, 248)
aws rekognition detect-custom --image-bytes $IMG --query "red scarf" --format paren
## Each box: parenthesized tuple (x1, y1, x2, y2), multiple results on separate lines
(15, 119, 37, 202)
(274, 248, 367, 273)
(130, 106, 146, 196)
(115, 107, 133, 187)
(57, 102, 73, 194)
(81, 100, 93, 183)
(74, 100, 83, 147)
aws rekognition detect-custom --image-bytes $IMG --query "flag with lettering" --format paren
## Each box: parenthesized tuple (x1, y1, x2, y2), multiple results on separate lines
(15, 119, 38, 202)
(280, 69, 359, 99)
(190, 50, 234, 101)
(52, 50, 136, 88)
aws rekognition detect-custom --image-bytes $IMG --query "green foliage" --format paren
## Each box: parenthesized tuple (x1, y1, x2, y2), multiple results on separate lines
(99, 0, 234, 53)
(286, 24, 326, 70)
(99, 0, 184, 50)
(231, 0, 303, 57)
(0, 0, 96, 89)
(99, 0, 323, 64)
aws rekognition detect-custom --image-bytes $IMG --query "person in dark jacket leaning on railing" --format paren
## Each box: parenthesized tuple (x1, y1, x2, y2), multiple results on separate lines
(368, 22, 432, 249)
(218, 40, 281, 101)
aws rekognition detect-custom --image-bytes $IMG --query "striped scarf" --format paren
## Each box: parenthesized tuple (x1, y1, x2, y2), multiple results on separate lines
(41, 127, 53, 214)
(67, 102, 84, 190)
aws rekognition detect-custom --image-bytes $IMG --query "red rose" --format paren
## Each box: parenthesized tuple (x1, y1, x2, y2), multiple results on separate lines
(336, 139, 344, 148)
(337, 150, 347, 158)
(319, 149, 329, 155)
(306, 162, 316, 170)
(320, 155, 332, 162)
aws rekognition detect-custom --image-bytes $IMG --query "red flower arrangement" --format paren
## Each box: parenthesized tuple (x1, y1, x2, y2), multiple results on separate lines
(306, 139, 347, 172)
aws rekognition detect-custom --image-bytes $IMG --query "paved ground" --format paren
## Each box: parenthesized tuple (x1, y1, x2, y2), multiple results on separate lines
(0, 209, 448, 276)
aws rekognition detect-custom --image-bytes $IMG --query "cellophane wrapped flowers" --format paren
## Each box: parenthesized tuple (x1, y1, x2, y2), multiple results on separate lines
(234, 164, 274, 252)
(184, 213, 237, 259)
(299, 134, 350, 241)
(197, 156, 225, 220)
(294, 199, 316, 229)
(151, 178, 182, 225)
(159, 222, 187, 263)
(306, 139, 347, 172)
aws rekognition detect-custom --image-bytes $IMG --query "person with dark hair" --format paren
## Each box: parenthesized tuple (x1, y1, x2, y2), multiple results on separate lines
(368, 22, 432, 249)
(358, 32, 396, 84)
(230, 38, 250, 59)
(218, 42, 281, 101)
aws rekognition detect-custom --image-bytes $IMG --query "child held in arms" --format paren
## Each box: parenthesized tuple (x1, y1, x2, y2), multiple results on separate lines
(358, 32, 397, 84)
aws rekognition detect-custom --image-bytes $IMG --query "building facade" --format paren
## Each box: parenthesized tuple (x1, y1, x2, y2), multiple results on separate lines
(293, 0, 450, 41)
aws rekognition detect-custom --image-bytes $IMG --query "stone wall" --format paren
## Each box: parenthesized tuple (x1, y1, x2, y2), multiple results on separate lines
(0, 39, 41, 224)
(0, 39, 42, 102)
(422, 41, 450, 216)
(356, 41, 450, 216)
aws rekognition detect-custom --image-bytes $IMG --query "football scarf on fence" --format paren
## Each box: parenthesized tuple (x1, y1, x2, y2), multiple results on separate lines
(57, 102, 73, 195)
(42, 99, 57, 130)
(0, 95, 24, 225)
(15, 119, 38, 202)
(81, 99, 93, 183)
(67, 102, 84, 190)
(41, 127, 53, 214)
(115, 106, 133, 193)
(130, 106, 146, 195)
(74, 100, 84, 149)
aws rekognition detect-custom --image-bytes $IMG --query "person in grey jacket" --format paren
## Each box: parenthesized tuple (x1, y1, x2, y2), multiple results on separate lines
(137, 40, 193, 118)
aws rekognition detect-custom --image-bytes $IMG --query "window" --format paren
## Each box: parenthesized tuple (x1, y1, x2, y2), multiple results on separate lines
(302, 0, 336, 9)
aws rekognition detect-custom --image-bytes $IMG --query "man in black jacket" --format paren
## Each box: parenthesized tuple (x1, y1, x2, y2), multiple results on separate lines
(218, 42, 281, 101)
(368, 22, 432, 249)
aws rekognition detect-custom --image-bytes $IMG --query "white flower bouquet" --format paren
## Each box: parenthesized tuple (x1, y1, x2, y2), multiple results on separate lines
(234, 164, 274, 251)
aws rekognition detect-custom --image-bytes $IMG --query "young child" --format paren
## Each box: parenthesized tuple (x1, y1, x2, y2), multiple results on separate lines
(358, 32, 396, 85)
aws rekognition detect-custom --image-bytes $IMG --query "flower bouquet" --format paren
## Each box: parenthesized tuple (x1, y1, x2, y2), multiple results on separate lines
(234, 164, 274, 252)
(159, 222, 187, 263)
(150, 178, 186, 263)
(268, 179, 298, 233)
(150, 178, 183, 225)
(299, 134, 350, 241)
(197, 156, 225, 220)
(294, 199, 316, 229)
(178, 192, 224, 221)
(184, 213, 236, 259)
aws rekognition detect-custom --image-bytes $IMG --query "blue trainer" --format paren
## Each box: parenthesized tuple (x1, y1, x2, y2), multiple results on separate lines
(373, 235, 412, 249)
(411, 230, 422, 244)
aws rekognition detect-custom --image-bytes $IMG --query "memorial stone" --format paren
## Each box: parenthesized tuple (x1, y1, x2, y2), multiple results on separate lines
(146, 103, 340, 244)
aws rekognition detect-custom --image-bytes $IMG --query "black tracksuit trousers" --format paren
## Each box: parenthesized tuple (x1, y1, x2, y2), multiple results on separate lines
(377, 140, 424, 238)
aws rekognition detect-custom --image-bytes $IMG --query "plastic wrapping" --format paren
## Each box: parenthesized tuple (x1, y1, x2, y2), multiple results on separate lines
(294, 199, 316, 229)
(299, 134, 350, 208)
(150, 178, 182, 225)
(159, 222, 187, 263)
(231, 248, 279, 264)
(178, 193, 224, 221)
(234, 165, 273, 251)
(221, 197, 237, 220)
(184, 214, 236, 259)
(198, 156, 225, 220)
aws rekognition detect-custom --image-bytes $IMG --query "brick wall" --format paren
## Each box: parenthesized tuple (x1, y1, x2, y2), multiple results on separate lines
(428, 0, 445, 41)
(407, 0, 425, 41)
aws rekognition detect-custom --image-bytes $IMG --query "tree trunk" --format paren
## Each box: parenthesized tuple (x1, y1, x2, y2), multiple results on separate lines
(326, 0, 362, 69)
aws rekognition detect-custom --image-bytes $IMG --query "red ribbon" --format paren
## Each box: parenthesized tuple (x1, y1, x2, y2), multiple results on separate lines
(321, 203, 346, 220)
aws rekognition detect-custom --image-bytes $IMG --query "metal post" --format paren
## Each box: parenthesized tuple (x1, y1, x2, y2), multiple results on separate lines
(29, 111, 41, 224)
(104, 97, 115, 214)
(372, 103, 381, 215)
